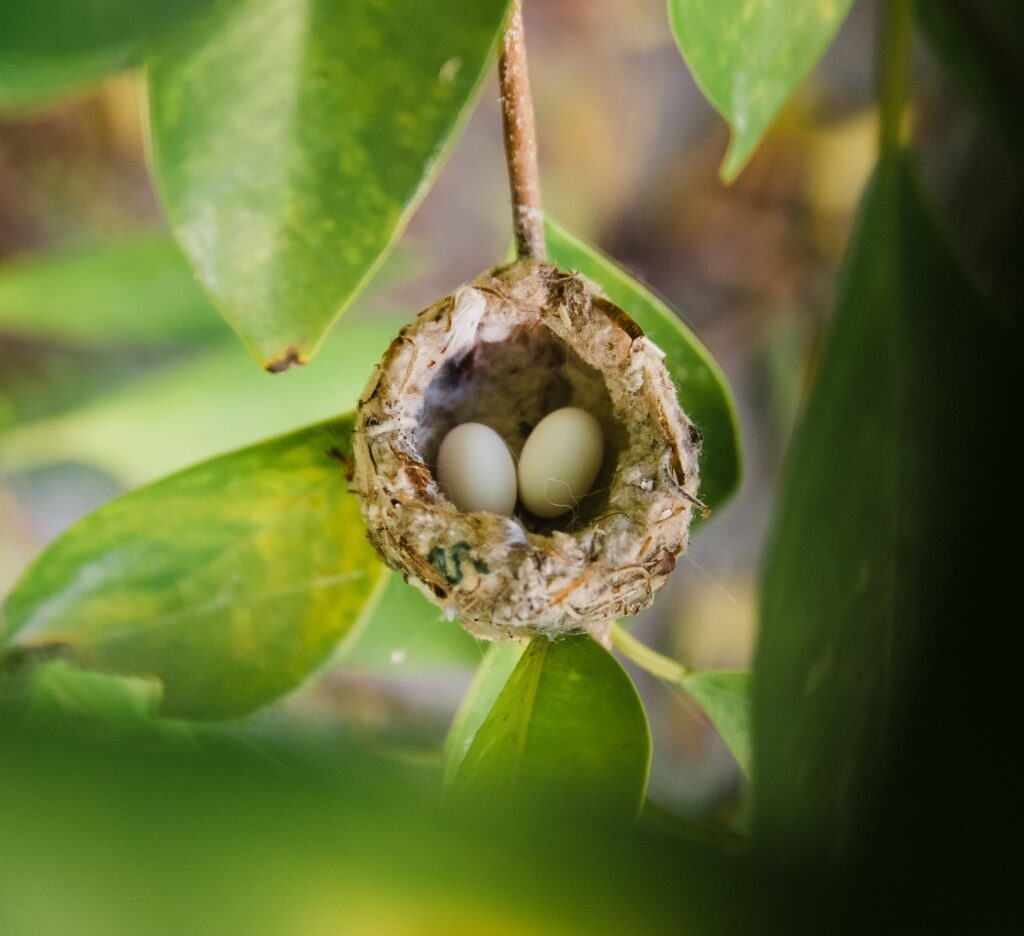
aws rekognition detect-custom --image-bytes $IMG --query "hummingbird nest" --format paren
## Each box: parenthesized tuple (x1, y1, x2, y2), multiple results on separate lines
(353, 259, 702, 642)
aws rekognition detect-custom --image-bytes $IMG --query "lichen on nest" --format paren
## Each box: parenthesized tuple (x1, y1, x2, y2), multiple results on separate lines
(353, 259, 702, 642)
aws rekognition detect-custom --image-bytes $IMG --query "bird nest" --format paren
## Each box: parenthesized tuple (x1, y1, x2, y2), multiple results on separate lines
(353, 259, 702, 642)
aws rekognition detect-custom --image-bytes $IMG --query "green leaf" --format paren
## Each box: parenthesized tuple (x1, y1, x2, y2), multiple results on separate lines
(546, 220, 742, 512)
(667, 0, 854, 180)
(147, 0, 510, 370)
(0, 414, 387, 719)
(16, 659, 163, 723)
(753, 154, 1015, 863)
(0, 235, 223, 347)
(0, 0, 207, 108)
(342, 571, 483, 674)
(916, 0, 1024, 153)
(442, 640, 525, 787)
(681, 670, 751, 777)
(0, 51, 129, 110)
(0, 708, 769, 936)
(452, 636, 651, 818)
(610, 624, 751, 778)
(0, 318, 400, 486)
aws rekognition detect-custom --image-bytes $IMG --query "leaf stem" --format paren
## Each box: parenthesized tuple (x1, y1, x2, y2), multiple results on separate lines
(499, 0, 546, 259)
(610, 623, 689, 683)
(879, 0, 913, 155)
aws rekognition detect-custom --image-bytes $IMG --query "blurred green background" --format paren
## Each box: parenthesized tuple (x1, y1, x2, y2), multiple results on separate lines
(1, 0, 1018, 880)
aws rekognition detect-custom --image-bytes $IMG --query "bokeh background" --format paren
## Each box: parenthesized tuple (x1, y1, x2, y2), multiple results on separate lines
(1, 0, 1015, 824)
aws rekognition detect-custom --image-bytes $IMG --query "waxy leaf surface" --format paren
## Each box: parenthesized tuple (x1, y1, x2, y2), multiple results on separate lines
(147, 0, 510, 369)
(1, 415, 385, 719)
(452, 635, 651, 818)
(442, 640, 525, 787)
(668, 0, 854, 179)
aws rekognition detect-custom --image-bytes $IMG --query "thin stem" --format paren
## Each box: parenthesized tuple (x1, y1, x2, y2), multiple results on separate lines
(610, 623, 690, 683)
(879, 0, 913, 155)
(499, 0, 546, 259)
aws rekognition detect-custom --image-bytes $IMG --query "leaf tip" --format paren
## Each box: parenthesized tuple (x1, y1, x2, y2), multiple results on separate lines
(719, 134, 753, 184)
(263, 345, 308, 374)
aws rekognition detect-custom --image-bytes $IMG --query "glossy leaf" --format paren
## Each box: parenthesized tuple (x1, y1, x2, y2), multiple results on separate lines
(546, 220, 741, 512)
(0, 414, 387, 719)
(147, 0, 510, 369)
(452, 636, 651, 818)
(0, 0, 207, 108)
(916, 0, 1024, 153)
(682, 670, 751, 777)
(753, 154, 1015, 863)
(0, 318, 400, 486)
(668, 0, 854, 180)
(442, 640, 525, 787)
(0, 235, 223, 347)
(342, 571, 483, 674)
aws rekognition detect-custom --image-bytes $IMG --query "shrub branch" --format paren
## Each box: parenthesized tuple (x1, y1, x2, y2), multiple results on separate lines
(499, 0, 546, 259)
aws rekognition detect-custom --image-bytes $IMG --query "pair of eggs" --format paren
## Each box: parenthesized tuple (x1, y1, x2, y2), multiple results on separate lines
(435, 407, 604, 519)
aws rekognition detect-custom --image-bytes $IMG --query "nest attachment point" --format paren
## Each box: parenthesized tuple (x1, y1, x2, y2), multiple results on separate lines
(353, 260, 702, 642)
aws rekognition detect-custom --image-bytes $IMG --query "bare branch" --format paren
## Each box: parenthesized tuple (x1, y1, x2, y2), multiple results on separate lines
(499, 0, 545, 259)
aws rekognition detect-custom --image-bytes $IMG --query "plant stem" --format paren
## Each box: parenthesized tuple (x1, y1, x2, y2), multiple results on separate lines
(610, 622, 690, 683)
(499, 0, 546, 260)
(879, 0, 913, 155)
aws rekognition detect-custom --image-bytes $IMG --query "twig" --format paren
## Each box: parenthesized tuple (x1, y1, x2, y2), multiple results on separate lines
(499, 0, 546, 259)
(879, 0, 913, 155)
(610, 622, 689, 683)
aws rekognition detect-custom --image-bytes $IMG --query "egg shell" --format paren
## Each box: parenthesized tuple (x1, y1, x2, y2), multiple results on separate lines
(518, 407, 605, 518)
(436, 423, 517, 516)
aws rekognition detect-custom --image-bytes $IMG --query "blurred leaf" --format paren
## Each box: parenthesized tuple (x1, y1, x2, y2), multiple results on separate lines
(546, 220, 742, 512)
(916, 0, 1024, 153)
(667, 0, 854, 180)
(0, 318, 399, 486)
(442, 640, 524, 787)
(0, 710, 773, 936)
(641, 799, 747, 853)
(342, 571, 482, 673)
(0, 0, 207, 108)
(452, 635, 651, 818)
(753, 154, 1015, 863)
(147, 0, 510, 369)
(0, 52, 130, 110)
(19, 659, 162, 722)
(0, 239, 416, 432)
(682, 670, 751, 777)
(1, 414, 387, 719)
(0, 235, 223, 347)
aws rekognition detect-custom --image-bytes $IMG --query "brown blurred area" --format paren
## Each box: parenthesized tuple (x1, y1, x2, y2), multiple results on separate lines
(1, 0, 1012, 820)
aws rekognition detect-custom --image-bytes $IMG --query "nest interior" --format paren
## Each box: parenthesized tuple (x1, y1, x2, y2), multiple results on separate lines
(354, 260, 702, 640)
(416, 322, 627, 531)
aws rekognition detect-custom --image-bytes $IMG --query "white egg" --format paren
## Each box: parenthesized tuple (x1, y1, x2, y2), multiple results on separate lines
(518, 407, 605, 519)
(435, 423, 517, 516)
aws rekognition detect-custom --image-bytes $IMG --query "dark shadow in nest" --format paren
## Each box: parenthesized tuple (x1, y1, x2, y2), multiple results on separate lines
(415, 324, 629, 534)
